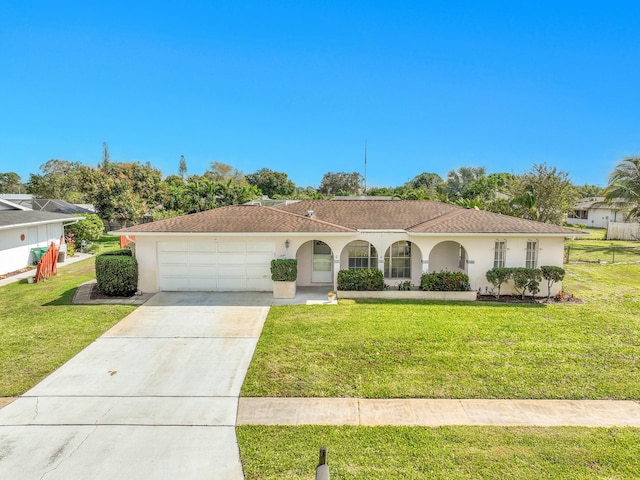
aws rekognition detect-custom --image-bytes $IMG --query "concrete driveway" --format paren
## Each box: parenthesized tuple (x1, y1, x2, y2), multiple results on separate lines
(0, 292, 272, 479)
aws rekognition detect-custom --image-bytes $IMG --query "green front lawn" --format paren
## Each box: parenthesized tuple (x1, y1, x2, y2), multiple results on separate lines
(238, 425, 640, 479)
(0, 251, 136, 397)
(241, 263, 640, 399)
(239, 262, 640, 478)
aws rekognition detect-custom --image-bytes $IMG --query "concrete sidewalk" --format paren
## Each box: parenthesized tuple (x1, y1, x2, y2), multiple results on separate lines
(237, 397, 640, 427)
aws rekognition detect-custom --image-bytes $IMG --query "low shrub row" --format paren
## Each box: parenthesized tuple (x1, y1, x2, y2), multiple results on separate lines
(337, 269, 384, 291)
(486, 266, 565, 299)
(420, 271, 470, 291)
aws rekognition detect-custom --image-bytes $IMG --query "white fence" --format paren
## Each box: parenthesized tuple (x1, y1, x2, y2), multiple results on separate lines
(607, 222, 640, 241)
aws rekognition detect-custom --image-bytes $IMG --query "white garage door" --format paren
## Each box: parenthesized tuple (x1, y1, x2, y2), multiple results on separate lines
(157, 240, 274, 291)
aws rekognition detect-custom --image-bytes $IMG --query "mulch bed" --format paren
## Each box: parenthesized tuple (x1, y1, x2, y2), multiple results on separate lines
(477, 291, 583, 304)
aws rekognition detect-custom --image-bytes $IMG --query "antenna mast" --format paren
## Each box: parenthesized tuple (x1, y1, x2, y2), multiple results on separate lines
(364, 139, 367, 194)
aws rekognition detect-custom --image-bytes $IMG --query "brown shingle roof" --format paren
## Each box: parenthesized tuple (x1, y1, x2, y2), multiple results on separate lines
(116, 205, 355, 233)
(276, 200, 577, 234)
(116, 200, 579, 235)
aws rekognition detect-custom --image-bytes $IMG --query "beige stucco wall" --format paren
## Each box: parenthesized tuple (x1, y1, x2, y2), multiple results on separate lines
(132, 232, 568, 296)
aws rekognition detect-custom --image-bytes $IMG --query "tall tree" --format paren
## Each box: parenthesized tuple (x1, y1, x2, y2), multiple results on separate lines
(0, 172, 23, 193)
(445, 166, 486, 198)
(604, 157, 640, 219)
(204, 161, 245, 183)
(245, 168, 296, 198)
(404, 172, 443, 199)
(508, 163, 577, 225)
(26, 160, 92, 202)
(318, 171, 362, 195)
(178, 155, 187, 180)
(91, 161, 164, 226)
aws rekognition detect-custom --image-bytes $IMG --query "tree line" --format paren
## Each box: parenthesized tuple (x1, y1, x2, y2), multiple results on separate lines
(1, 147, 638, 227)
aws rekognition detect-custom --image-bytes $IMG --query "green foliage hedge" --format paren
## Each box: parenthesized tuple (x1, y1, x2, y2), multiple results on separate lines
(95, 249, 138, 296)
(421, 271, 470, 291)
(337, 269, 384, 291)
(485, 266, 564, 299)
(65, 214, 105, 243)
(270, 259, 297, 281)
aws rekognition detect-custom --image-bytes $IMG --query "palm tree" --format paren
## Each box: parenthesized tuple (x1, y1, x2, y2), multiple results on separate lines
(605, 157, 640, 219)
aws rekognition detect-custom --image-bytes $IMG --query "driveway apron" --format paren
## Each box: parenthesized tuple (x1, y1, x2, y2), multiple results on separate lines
(0, 292, 271, 479)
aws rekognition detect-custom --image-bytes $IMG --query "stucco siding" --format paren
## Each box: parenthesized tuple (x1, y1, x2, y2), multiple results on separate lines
(0, 224, 64, 275)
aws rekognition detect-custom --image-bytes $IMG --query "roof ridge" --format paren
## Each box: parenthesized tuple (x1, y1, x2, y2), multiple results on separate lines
(261, 205, 356, 232)
(406, 205, 465, 230)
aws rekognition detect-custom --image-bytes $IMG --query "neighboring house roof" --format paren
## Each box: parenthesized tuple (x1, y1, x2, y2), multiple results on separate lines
(573, 197, 626, 211)
(0, 198, 30, 211)
(117, 200, 580, 236)
(31, 199, 95, 214)
(0, 210, 82, 231)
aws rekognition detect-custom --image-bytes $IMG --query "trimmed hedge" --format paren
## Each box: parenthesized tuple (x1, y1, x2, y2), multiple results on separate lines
(95, 249, 138, 297)
(270, 259, 297, 281)
(421, 271, 470, 291)
(337, 269, 384, 291)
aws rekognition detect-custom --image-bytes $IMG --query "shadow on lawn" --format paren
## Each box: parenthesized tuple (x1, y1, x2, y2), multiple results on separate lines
(42, 287, 78, 306)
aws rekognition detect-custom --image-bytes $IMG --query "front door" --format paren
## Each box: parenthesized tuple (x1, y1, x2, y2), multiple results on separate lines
(311, 241, 332, 283)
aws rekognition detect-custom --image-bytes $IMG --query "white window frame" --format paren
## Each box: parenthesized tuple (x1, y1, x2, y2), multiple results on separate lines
(348, 241, 378, 271)
(525, 240, 538, 269)
(494, 240, 506, 268)
(384, 241, 412, 278)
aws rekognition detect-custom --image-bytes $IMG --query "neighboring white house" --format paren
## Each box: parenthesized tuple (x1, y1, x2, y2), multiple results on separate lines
(566, 197, 627, 229)
(115, 200, 583, 297)
(0, 199, 81, 275)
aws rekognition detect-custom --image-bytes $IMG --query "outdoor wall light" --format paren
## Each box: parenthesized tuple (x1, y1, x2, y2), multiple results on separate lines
(285, 239, 290, 249)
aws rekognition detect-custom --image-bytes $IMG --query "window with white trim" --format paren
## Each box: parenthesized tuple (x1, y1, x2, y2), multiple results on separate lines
(525, 240, 538, 269)
(384, 241, 412, 278)
(348, 241, 378, 270)
(494, 240, 506, 268)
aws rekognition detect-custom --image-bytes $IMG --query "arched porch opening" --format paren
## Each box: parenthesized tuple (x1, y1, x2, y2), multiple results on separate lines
(428, 241, 468, 273)
(295, 240, 334, 286)
(341, 240, 378, 271)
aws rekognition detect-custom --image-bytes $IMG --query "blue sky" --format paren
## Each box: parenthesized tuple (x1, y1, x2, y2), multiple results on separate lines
(1, 1, 639, 189)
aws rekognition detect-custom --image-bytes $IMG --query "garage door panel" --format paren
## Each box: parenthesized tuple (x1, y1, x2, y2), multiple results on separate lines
(247, 242, 275, 252)
(188, 277, 217, 290)
(159, 264, 188, 276)
(218, 243, 245, 253)
(189, 265, 216, 277)
(188, 242, 217, 253)
(217, 265, 244, 277)
(197, 253, 218, 265)
(247, 252, 274, 263)
(159, 252, 189, 264)
(246, 266, 270, 277)
(218, 253, 246, 264)
(157, 240, 274, 292)
(159, 277, 190, 291)
(159, 241, 188, 252)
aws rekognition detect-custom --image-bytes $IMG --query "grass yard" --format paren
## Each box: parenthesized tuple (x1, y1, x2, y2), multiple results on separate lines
(237, 425, 640, 479)
(0, 238, 136, 397)
(241, 264, 640, 399)
(565, 228, 640, 264)
(239, 262, 640, 478)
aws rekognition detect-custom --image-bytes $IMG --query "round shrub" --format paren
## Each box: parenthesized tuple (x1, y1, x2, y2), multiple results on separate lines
(95, 249, 138, 296)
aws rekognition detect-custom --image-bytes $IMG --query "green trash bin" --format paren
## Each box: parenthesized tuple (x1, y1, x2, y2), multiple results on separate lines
(31, 247, 48, 264)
